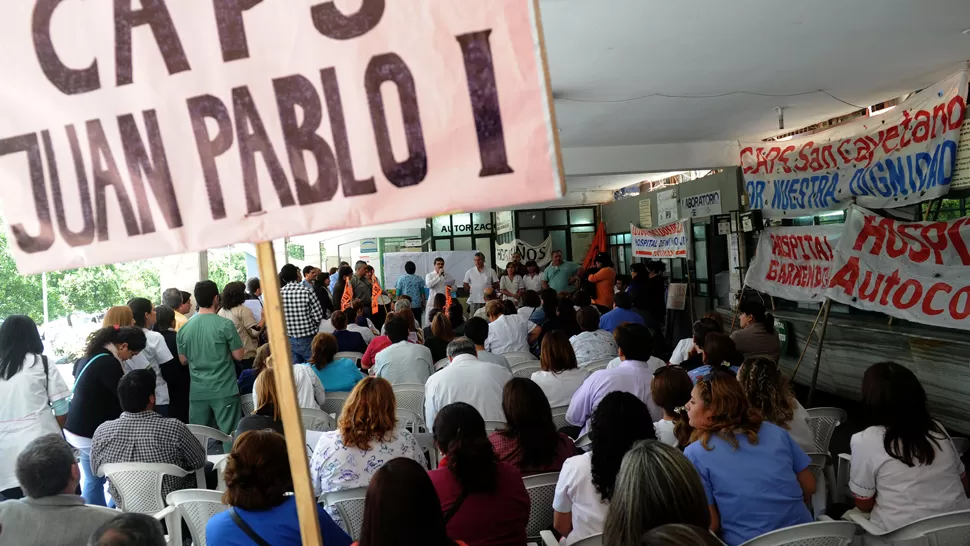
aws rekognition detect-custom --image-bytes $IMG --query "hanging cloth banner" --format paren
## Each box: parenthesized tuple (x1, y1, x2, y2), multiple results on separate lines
(496, 237, 553, 267)
(744, 224, 842, 303)
(371, 278, 382, 316)
(741, 70, 969, 217)
(631, 222, 690, 259)
(824, 205, 970, 330)
(341, 280, 353, 311)
(0, 1, 564, 275)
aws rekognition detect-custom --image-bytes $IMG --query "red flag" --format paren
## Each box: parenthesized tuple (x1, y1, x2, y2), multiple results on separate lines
(341, 279, 353, 311)
(582, 221, 608, 271)
(371, 278, 382, 315)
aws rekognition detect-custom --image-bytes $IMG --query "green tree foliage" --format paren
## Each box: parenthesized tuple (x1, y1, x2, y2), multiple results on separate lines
(286, 243, 305, 261)
(207, 250, 248, 291)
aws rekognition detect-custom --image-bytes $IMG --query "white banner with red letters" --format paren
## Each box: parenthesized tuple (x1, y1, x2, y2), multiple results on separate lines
(745, 224, 842, 303)
(0, 1, 562, 274)
(824, 205, 970, 330)
(741, 70, 968, 217)
(631, 222, 690, 259)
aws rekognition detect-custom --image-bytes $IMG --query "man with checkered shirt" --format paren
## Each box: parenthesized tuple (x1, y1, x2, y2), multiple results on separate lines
(280, 263, 325, 364)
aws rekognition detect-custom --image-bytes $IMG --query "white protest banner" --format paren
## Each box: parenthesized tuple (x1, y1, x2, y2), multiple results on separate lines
(0, 1, 563, 274)
(742, 70, 968, 217)
(681, 190, 721, 219)
(631, 222, 690, 259)
(496, 236, 553, 267)
(657, 188, 679, 225)
(745, 224, 842, 303)
(825, 205, 970, 330)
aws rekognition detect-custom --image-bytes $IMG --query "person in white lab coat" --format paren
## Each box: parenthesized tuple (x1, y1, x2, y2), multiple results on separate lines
(424, 257, 455, 324)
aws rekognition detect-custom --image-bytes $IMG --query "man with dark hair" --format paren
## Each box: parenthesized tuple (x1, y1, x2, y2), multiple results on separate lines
(280, 263, 325, 364)
(162, 288, 192, 331)
(0, 435, 117, 545)
(177, 280, 245, 445)
(541, 249, 582, 294)
(565, 322, 663, 434)
(373, 314, 434, 386)
(598, 291, 646, 333)
(395, 260, 426, 325)
(243, 277, 263, 322)
(463, 252, 499, 316)
(329, 261, 350, 287)
(329, 311, 367, 353)
(88, 513, 166, 546)
(343, 305, 375, 344)
(350, 261, 373, 319)
(91, 370, 206, 504)
(424, 256, 455, 324)
(462, 316, 511, 371)
(303, 265, 320, 286)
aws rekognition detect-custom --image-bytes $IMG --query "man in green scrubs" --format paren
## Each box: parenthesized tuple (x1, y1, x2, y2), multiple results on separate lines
(177, 280, 244, 451)
(541, 250, 582, 293)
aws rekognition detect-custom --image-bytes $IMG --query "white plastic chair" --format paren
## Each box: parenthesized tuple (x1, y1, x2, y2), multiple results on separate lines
(413, 432, 439, 470)
(582, 358, 613, 373)
(805, 407, 847, 454)
(484, 420, 508, 433)
(321, 391, 351, 418)
(396, 407, 424, 433)
(240, 397, 255, 416)
(847, 508, 970, 544)
(550, 405, 570, 430)
(510, 361, 542, 379)
(434, 357, 450, 371)
(187, 424, 232, 453)
(334, 351, 364, 365)
(951, 436, 969, 456)
(301, 407, 337, 431)
(806, 452, 830, 517)
(541, 531, 602, 546)
(504, 351, 538, 366)
(99, 462, 202, 514)
(738, 520, 856, 545)
(165, 489, 228, 546)
(322, 487, 368, 541)
(154, 505, 178, 546)
(392, 383, 426, 429)
(575, 432, 592, 450)
(523, 472, 559, 540)
(835, 453, 852, 504)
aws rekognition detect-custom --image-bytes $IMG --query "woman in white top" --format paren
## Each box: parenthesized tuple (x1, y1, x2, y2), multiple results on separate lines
(736, 357, 815, 454)
(569, 307, 618, 367)
(517, 289, 541, 322)
(553, 391, 656, 545)
(0, 316, 71, 498)
(310, 377, 424, 527)
(126, 298, 178, 417)
(650, 366, 694, 449)
(531, 330, 588, 408)
(484, 301, 541, 355)
(849, 362, 970, 533)
(251, 363, 326, 411)
(499, 262, 524, 302)
(522, 260, 543, 293)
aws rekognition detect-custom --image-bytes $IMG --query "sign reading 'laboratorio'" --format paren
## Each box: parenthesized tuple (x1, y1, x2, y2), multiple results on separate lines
(630, 222, 690, 259)
(0, 1, 563, 274)
(681, 190, 721, 219)
(741, 70, 968, 217)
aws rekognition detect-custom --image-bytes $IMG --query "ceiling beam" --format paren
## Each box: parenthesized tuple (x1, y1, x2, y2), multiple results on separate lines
(562, 140, 741, 177)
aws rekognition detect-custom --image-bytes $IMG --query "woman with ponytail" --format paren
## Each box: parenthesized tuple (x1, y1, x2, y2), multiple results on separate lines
(737, 357, 814, 453)
(430, 402, 529, 546)
(65, 325, 147, 506)
(731, 299, 780, 362)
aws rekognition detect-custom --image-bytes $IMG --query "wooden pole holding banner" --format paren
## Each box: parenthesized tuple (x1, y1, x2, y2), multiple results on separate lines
(806, 298, 833, 407)
(788, 301, 826, 380)
(254, 241, 323, 546)
(684, 260, 695, 325)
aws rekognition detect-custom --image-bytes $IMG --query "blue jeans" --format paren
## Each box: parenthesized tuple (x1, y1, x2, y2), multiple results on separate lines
(290, 336, 314, 364)
(78, 446, 107, 506)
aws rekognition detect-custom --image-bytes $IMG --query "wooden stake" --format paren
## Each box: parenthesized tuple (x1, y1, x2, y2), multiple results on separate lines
(806, 299, 833, 407)
(255, 241, 323, 546)
(789, 302, 826, 380)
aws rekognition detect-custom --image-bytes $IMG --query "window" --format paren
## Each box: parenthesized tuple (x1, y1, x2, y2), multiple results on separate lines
(570, 208, 595, 225)
(453, 237, 473, 251)
(517, 211, 544, 228)
(519, 229, 545, 246)
(693, 224, 709, 297)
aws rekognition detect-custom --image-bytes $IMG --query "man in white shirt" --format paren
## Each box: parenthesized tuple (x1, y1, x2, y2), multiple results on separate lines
(463, 317, 512, 371)
(374, 314, 434, 386)
(463, 252, 499, 316)
(424, 337, 511, 428)
(473, 287, 500, 320)
(343, 306, 376, 345)
(483, 301, 541, 355)
(424, 257, 455, 323)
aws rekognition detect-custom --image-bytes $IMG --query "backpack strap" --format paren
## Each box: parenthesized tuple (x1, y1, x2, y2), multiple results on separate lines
(229, 507, 271, 546)
(73, 353, 108, 392)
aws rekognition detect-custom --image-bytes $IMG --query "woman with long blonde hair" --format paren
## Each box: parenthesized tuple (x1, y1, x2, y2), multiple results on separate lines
(102, 306, 134, 327)
(234, 367, 283, 440)
(683, 371, 814, 545)
(309, 377, 425, 527)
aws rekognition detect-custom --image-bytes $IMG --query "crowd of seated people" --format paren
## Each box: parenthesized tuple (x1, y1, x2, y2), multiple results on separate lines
(7, 263, 970, 546)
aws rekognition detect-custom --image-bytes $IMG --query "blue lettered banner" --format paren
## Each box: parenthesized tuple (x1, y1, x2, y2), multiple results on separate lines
(741, 70, 968, 217)
(631, 222, 690, 259)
